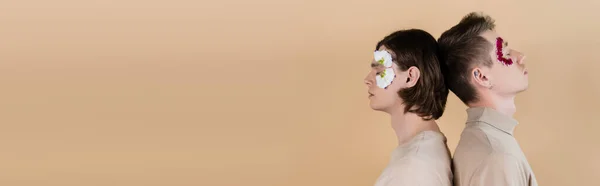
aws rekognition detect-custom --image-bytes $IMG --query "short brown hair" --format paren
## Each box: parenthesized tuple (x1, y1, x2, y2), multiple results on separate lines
(437, 12, 496, 104)
(376, 29, 449, 120)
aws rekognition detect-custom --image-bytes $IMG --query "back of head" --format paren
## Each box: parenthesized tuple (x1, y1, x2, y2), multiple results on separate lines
(437, 12, 496, 104)
(375, 29, 449, 120)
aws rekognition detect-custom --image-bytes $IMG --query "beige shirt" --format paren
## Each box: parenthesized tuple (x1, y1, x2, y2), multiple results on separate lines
(453, 107, 538, 186)
(374, 131, 453, 186)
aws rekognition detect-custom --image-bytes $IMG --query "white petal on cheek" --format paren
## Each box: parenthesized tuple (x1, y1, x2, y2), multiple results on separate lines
(376, 76, 386, 88)
(383, 55, 393, 68)
(376, 68, 396, 89)
(373, 50, 393, 68)
(384, 68, 395, 83)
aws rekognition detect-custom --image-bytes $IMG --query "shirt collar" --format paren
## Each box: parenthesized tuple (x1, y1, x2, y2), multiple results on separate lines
(466, 107, 518, 135)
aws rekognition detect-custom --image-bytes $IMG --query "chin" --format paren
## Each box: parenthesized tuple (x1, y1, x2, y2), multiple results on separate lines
(370, 104, 394, 114)
(516, 84, 529, 93)
(522, 81, 530, 90)
(369, 104, 383, 111)
(369, 102, 386, 112)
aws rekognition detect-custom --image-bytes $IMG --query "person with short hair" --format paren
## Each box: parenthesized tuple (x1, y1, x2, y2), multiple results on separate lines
(365, 29, 452, 186)
(437, 12, 538, 186)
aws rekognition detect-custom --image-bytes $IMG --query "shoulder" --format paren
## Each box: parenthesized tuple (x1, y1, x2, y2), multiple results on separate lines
(459, 123, 495, 149)
(477, 153, 525, 171)
(454, 124, 497, 162)
(410, 131, 452, 158)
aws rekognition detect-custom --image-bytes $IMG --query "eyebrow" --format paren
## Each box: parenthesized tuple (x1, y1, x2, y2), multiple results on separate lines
(371, 62, 380, 68)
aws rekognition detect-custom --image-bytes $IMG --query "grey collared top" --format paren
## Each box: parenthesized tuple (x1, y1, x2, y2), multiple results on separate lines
(453, 107, 538, 186)
(374, 131, 453, 186)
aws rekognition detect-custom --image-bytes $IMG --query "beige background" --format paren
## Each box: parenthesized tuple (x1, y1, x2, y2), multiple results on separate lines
(1, 0, 599, 185)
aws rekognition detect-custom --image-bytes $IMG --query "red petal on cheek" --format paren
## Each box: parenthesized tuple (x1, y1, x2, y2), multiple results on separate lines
(495, 37, 513, 66)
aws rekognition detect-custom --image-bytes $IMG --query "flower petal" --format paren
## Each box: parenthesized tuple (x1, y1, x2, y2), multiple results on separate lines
(382, 54, 393, 68)
(376, 76, 386, 88)
(374, 50, 393, 68)
(376, 68, 395, 89)
(383, 68, 395, 83)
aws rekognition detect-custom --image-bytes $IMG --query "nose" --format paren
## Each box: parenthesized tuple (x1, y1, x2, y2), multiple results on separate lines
(510, 49, 526, 64)
(364, 72, 373, 86)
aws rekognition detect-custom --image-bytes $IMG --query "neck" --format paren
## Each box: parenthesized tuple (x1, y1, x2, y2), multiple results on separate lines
(469, 91, 517, 117)
(389, 108, 440, 145)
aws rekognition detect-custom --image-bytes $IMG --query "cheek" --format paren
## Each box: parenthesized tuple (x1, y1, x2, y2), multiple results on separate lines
(491, 67, 522, 85)
(391, 71, 406, 85)
(498, 68, 515, 78)
(377, 90, 398, 103)
(386, 77, 403, 92)
(500, 65, 521, 74)
(381, 80, 402, 100)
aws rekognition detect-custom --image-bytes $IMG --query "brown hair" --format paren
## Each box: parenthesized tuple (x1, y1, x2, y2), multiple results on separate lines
(437, 12, 496, 104)
(376, 29, 449, 120)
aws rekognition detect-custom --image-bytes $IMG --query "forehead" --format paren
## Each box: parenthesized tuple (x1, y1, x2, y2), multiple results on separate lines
(376, 45, 396, 58)
(480, 30, 503, 45)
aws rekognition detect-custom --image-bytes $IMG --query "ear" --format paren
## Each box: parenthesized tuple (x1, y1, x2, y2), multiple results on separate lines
(472, 68, 492, 88)
(405, 66, 420, 88)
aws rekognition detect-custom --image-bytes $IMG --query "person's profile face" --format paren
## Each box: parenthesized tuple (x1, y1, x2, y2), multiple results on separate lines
(479, 30, 529, 95)
(364, 46, 407, 113)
